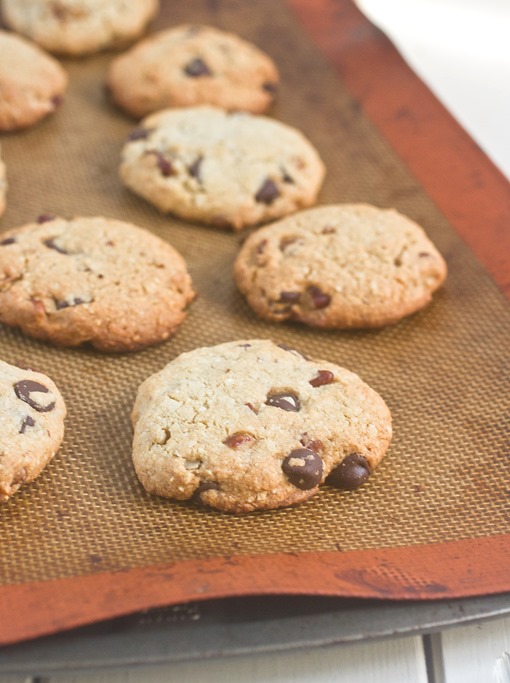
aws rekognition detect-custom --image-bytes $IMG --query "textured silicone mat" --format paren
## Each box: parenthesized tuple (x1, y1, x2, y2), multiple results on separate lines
(0, 0, 509, 643)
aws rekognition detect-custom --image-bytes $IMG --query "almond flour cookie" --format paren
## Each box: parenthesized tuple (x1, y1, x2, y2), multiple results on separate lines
(120, 106, 325, 230)
(132, 339, 392, 513)
(1, 0, 158, 56)
(0, 147, 6, 217)
(234, 204, 447, 328)
(0, 215, 195, 352)
(0, 360, 66, 502)
(107, 24, 279, 118)
(0, 31, 67, 132)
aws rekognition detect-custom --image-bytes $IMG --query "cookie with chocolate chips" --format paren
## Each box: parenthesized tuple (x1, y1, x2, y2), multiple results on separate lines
(0, 146, 6, 217)
(131, 339, 391, 512)
(107, 24, 279, 118)
(1, 0, 158, 56)
(0, 216, 195, 352)
(0, 30, 67, 132)
(0, 360, 66, 502)
(234, 204, 447, 328)
(119, 106, 325, 230)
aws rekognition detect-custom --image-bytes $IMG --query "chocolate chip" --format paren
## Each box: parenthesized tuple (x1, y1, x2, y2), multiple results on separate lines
(184, 57, 212, 77)
(266, 391, 300, 412)
(223, 432, 255, 449)
(309, 370, 335, 387)
(282, 448, 323, 490)
(327, 453, 370, 490)
(148, 151, 175, 177)
(307, 285, 331, 309)
(51, 94, 63, 108)
(55, 297, 86, 310)
(190, 481, 220, 506)
(279, 291, 301, 303)
(279, 236, 298, 251)
(0, 237, 16, 246)
(43, 238, 67, 254)
(245, 402, 258, 414)
(188, 156, 203, 180)
(255, 179, 280, 205)
(38, 214, 56, 224)
(19, 415, 35, 434)
(299, 435, 324, 453)
(127, 127, 152, 142)
(14, 380, 55, 413)
(262, 81, 278, 95)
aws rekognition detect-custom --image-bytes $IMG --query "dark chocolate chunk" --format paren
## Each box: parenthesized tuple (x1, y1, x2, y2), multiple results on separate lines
(43, 238, 67, 254)
(0, 237, 16, 246)
(19, 415, 35, 434)
(327, 453, 370, 491)
(223, 432, 255, 449)
(282, 448, 323, 490)
(14, 380, 55, 413)
(188, 156, 203, 180)
(309, 370, 335, 387)
(190, 481, 220, 506)
(262, 81, 278, 95)
(279, 291, 301, 303)
(55, 297, 86, 310)
(148, 150, 176, 177)
(266, 390, 300, 412)
(255, 178, 280, 205)
(184, 57, 212, 77)
(38, 214, 56, 224)
(127, 127, 152, 142)
(307, 285, 331, 309)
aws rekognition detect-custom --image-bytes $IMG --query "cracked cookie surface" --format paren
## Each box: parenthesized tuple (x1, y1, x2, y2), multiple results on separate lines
(119, 106, 325, 230)
(234, 204, 447, 328)
(0, 215, 195, 352)
(131, 339, 392, 513)
(0, 360, 66, 502)
(0, 30, 67, 131)
(1, 0, 158, 56)
(107, 24, 279, 118)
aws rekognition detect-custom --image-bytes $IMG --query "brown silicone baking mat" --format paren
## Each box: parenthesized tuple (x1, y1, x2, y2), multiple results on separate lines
(1, 0, 509, 644)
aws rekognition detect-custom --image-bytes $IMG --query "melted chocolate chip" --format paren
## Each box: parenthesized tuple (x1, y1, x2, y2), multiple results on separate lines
(127, 127, 152, 142)
(148, 151, 175, 177)
(0, 237, 16, 246)
(309, 370, 335, 387)
(190, 481, 220, 506)
(188, 156, 203, 180)
(19, 415, 35, 434)
(223, 432, 255, 449)
(255, 179, 280, 205)
(327, 453, 370, 490)
(184, 57, 212, 77)
(279, 291, 301, 303)
(266, 391, 300, 412)
(43, 238, 68, 254)
(14, 380, 55, 413)
(55, 297, 86, 310)
(282, 448, 323, 490)
(307, 285, 331, 309)
(262, 81, 278, 95)
(299, 436, 324, 454)
(38, 214, 56, 224)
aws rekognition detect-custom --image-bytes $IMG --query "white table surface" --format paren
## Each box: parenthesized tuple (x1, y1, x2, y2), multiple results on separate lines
(2, 1, 510, 681)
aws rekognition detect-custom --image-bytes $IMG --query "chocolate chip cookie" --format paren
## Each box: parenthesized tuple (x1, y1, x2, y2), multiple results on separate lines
(0, 360, 66, 502)
(132, 339, 392, 513)
(0, 146, 6, 217)
(120, 106, 325, 230)
(0, 215, 195, 352)
(107, 24, 279, 118)
(0, 30, 67, 132)
(1, 0, 158, 56)
(234, 204, 447, 328)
